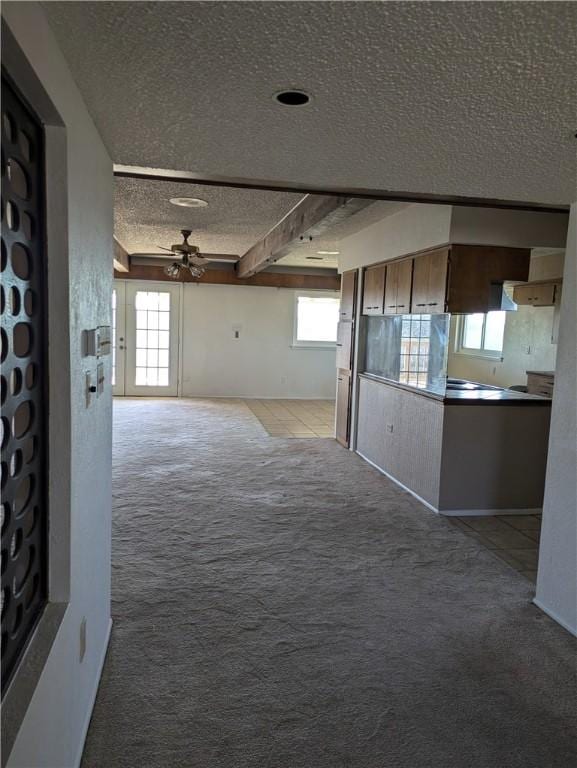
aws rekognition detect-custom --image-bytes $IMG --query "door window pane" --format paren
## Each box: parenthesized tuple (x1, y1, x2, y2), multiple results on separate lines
(134, 291, 171, 387)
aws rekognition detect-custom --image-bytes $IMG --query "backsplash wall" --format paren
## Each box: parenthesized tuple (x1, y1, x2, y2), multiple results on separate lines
(447, 304, 558, 388)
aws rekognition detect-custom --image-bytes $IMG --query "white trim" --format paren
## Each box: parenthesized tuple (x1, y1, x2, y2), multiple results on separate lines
(440, 507, 542, 517)
(454, 313, 505, 360)
(356, 451, 439, 514)
(292, 290, 340, 347)
(533, 598, 577, 637)
(72, 618, 113, 768)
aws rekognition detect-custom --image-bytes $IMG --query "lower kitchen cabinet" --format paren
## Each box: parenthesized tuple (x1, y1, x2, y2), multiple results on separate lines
(356, 374, 552, 514)
(335, 371, 352, 448)
(357, 376, 443, 506)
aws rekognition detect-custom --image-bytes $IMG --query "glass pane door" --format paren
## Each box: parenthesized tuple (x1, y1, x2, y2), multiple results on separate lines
(124, 282, 180, 397)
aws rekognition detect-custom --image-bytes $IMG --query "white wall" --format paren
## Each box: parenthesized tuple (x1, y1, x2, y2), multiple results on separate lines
(3, 3, 113, 766)
(447, 308, 559, 388)
(449, 207, 569, 249)
(180, 284, 337, 399)
(338, 203, 569, 274)
(338, 204, 453, 272)
(535, 204, 577, 636)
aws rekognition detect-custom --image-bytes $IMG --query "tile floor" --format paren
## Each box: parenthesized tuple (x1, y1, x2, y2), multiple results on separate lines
(244, 399, 335, 438)
(449, 514, 541, 583)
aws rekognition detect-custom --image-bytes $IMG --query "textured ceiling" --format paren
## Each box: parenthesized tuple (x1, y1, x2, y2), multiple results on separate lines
(44, 2, 577, 205)
(114, 178, 394, 269)
(114, 178, 302, 256)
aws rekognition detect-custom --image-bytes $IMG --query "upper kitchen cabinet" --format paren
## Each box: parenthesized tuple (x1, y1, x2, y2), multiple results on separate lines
(339, 270, 357, 320)
(362, 264, 386, 315)
(384, 258, 413, 315)
(446, 245, 530, 313)
(512, 281, 559, 307)
(411, 248, 449, 314)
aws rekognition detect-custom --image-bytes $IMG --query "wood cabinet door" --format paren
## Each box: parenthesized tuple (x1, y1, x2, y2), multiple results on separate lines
(411, 255, 430, 312)
(426, 249, 448, 312)
(513, 283, 556, 307)
(335, 371, 351, 447)
(340, 270, 357, 321)
(363, 265, 386, 315)
(531, 284, 556, 306)
(384, 262, 398, 314)
(395, 258, 413, 314)
(336, 321, 353, 371)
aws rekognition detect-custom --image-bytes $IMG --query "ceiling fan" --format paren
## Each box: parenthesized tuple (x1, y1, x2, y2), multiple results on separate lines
(158, 229, 209, 279)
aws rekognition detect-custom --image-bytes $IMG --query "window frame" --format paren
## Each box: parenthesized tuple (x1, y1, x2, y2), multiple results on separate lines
(292, 290, 340, 349)
(455, 312, 506, 361)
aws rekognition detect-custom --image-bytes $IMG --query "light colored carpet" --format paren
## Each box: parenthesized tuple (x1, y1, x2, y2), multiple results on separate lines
(82, 398, 576, 768)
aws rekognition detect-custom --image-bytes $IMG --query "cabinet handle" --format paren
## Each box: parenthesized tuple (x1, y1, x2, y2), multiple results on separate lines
(428, 302, 438, 306)
(416, 303, 426, 307)
(397, 304, 405, 308)
(388, 304, 396, 308)
(337, 377, 343, 381)
(336, 343, 343, 347)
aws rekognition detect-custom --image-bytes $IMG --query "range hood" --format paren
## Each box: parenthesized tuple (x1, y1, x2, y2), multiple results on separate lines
(488, 282, 517, 311)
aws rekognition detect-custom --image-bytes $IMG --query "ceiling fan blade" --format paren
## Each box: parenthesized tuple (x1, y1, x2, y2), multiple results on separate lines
(156, 245, 173, 252)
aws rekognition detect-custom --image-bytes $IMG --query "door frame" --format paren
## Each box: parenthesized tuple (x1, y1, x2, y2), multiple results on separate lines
(113, 280, 182, 397)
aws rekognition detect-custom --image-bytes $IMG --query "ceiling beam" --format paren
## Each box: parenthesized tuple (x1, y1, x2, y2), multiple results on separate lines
(236, 195, 370, 278)
(113, 165, 570, 214)
(114, 264, 340, 291)
(113, 236, 130, 272)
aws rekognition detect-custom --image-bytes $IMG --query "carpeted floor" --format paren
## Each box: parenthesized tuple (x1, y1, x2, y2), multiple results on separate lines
(82, 398, 576, 768)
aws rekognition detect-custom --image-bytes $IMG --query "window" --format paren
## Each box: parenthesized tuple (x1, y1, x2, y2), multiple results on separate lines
(293, 293, 340, 347)
(134, 290, 171, 385)
(457, 311, 506, 358)
(400, 314, 432, 388)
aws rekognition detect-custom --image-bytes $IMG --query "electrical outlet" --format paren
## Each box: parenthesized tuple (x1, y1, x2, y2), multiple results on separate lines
(386, 424, 394, 433)
(79, 617, 87, 662)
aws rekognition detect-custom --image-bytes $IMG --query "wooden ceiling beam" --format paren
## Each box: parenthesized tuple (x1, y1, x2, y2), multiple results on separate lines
(114, 264, 340, 291)
(113, 236, 130, 272)
(236, 194, 370, 278)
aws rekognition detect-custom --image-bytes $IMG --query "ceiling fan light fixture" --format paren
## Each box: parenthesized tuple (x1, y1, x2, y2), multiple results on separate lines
(188, 264, 205, 279)
(164, 262, 181, 278)
(169, 197, 209, 208)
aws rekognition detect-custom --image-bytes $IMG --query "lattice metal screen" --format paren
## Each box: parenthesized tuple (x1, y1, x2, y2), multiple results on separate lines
(1, 74, 48, 696)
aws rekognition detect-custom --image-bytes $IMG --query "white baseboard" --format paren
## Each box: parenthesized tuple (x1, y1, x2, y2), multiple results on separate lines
(73, 618, 113, 768)
(533, 598, 577, 637)
(356, 451, 439, 514)
(440, 507, 542, 517)
(356, 451, 543, 518)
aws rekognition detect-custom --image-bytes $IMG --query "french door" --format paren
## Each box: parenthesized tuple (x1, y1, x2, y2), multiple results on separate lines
(112, 281, 180, 396)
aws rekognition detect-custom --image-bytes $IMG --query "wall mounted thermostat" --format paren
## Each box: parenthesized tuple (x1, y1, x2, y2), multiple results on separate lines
(83, 326, 111, 357)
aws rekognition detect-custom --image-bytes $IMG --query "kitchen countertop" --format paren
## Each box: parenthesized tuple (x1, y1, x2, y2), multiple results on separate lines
(359, 372, 552, 406)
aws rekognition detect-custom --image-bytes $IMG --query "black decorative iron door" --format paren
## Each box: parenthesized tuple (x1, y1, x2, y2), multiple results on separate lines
(1, 74, 48, 696)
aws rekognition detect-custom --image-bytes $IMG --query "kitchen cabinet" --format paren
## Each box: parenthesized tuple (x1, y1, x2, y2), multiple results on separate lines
(336, 321, 353, 371)
(335, 371, 352, 447)
(513, 282, 558, 307)
(411, 248, 448, 314)
(384, 258, 413, 315)
(446, 245, 530, 313)
(362, 264, 386, 315)
(340, 270, 357, 321)
(526, 371, 554, 398)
